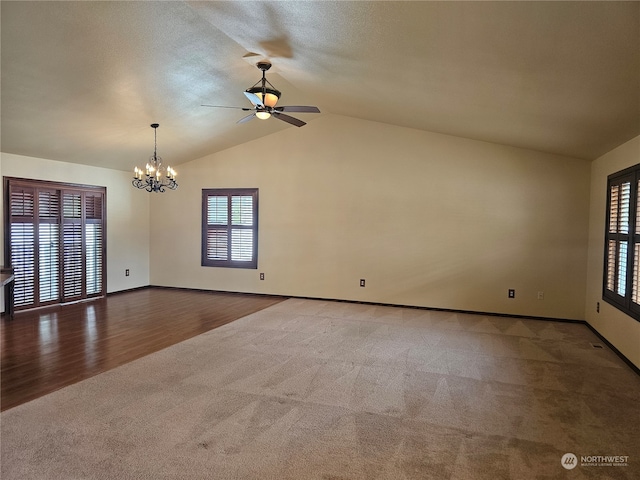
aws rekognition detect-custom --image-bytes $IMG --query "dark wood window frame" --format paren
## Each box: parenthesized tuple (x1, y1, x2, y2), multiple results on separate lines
(201, 188, 258, 269)
(603, 164, 640, 321)
(4, 177, 106, 310)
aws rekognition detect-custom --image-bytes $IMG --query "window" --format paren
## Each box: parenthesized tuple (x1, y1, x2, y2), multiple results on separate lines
(5, 177, 106, 310)
(603, 164, 640, 321)
(202, 188, 258, 269)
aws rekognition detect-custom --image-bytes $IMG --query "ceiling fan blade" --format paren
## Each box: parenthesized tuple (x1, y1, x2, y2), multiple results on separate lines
(237, 113, 256, 124)
(244, 91, 264, 107)
(273, 112, 306, 127)
(202, 104, 253, 111)
(275, 106, 320, 113)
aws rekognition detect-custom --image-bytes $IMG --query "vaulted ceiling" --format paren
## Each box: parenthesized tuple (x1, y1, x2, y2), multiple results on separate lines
(2, 1, 639, 171)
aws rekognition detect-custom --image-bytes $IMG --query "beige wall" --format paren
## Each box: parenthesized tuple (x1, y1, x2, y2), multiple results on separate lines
(3, 118, 636, 366)
(150, 114, 591, 320)
(0, 121, 640, 365)
(585, 135, 640, 368)
(0, 152, 151, 297)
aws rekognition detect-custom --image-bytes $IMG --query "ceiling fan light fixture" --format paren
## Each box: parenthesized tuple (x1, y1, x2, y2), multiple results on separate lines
(255, 110, 271, 120)
(246, 86, 281, 108)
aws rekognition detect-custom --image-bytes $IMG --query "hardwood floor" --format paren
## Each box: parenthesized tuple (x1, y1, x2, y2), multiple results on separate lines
(0, 287, 285, 411)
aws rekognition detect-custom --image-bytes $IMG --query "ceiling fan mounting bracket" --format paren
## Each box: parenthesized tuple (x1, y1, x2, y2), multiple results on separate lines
(256, 61, 272, 72)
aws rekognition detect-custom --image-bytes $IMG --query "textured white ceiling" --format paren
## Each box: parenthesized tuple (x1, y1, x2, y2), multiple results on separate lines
(1, 1, 639, 171)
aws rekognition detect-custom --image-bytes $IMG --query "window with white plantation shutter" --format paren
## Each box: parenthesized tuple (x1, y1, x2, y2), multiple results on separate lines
(202, 189, 258, 269)
(4, 178, 106, 311)
(603, 165, 640, 321)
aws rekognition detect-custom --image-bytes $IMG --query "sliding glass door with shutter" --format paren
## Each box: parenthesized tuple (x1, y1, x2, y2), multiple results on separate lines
(5, 178, 106, 310)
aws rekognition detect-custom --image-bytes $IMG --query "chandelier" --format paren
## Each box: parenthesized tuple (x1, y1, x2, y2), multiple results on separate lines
(132, 123, 177, 193)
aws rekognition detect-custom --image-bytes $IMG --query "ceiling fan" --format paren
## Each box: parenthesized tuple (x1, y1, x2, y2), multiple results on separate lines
(202, 61, 320, 127)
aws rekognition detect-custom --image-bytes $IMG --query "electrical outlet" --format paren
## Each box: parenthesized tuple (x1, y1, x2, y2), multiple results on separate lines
(597, 302, 600, 313)
(360, 279, 366, 287)
(125, 269, 130, 277)
(508, 289, 515, 298)
(259, 273, 264, 280)
(537, 291, 544, 300)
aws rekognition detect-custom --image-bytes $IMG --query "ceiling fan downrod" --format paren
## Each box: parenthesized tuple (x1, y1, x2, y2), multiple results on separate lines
(246, 61, 281, 113)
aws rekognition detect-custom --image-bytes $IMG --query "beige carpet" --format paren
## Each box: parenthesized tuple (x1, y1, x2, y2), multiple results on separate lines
(1, 298, 638, 479)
